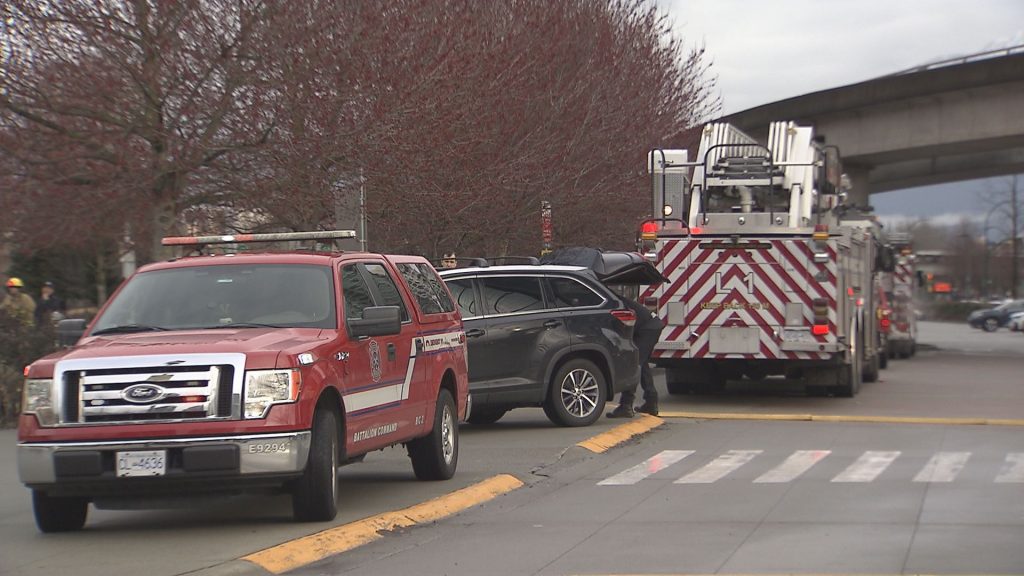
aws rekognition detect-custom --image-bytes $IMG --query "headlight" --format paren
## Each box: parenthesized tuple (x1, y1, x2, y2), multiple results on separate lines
(22, 378, 57, 427)
(244, 369, 301, 419)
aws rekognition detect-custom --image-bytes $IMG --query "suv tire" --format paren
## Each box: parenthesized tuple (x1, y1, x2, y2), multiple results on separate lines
(543, 358, 606, 427)
(408, 389, 458, 480)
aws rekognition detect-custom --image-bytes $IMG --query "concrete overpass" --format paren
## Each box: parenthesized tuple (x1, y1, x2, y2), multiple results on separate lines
(723, 47, 1024, 205)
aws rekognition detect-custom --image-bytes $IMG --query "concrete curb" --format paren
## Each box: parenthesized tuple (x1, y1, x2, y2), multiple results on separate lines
(240, 473, 523, 574)
(658, 411, 1024, 426)
(576, 414, 664, 452)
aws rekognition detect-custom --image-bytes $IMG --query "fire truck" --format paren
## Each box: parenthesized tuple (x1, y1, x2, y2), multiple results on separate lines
(884, 232, 918, 358)
(639, 122, 887, 397)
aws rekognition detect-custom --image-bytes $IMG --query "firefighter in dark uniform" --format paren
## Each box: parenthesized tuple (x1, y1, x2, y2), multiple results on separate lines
(607, 296, 664, 418)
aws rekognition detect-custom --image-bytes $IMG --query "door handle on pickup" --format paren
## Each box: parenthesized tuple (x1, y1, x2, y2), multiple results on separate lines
(465, 328, 485, 338)
(543, 320, 561, 329)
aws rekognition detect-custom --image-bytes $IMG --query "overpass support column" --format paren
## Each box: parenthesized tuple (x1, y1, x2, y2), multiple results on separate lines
(845, 165, 872, 209)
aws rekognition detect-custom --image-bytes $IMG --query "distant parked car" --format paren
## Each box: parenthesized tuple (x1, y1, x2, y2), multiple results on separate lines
(1008, 311, 1024, 332)
(967, 299, 1024, 332)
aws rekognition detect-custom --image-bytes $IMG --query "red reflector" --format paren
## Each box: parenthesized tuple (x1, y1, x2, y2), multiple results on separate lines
(611, 309, 636, 326)
(814, 224, 829, 232)
(23, 365, 30, 377)
(847, 287, 854, 297)
(812, 324, 830, 336)
(641, 222, 658, 234)
(689, 227, 704, 235)
(880, 318, 891, 329)
(856, 297, 864, 307)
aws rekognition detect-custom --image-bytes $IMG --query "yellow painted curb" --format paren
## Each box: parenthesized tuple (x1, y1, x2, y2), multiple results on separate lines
(243, 474, 523, 574)
(658, 411, 1024, 427)
(577, 414, 664, 453)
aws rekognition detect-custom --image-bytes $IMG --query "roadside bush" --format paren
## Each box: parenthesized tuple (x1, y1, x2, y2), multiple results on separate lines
(0, 310, 57, 427)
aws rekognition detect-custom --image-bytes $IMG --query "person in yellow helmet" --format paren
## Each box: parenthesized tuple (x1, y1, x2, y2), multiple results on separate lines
(1, 277, 36, 325)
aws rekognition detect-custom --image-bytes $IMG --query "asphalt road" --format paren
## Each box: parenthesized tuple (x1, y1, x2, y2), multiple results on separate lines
(1, 321, 1021, 575)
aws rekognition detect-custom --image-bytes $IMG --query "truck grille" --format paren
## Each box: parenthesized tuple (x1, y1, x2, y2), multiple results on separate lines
(64, 364, 236, 424)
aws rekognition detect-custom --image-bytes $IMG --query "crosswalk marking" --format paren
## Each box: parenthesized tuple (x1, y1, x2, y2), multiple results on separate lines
(597, 450, 1023, 486)
(831, 451, 901, 483)
(675, 450, 763, 484)
(913, 451, 971, 482)
(597, 450, 694, 486)
(995, 453, 1024, 483)
(754, 450, 831, 483)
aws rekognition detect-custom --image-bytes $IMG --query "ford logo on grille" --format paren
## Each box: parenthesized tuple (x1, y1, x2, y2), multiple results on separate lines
(122, 384, 167, 404)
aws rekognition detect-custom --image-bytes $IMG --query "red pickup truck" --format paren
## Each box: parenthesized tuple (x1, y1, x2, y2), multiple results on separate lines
(18, 231, 469, 532)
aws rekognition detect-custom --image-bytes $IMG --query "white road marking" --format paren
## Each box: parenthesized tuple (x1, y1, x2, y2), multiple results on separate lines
(754, 450, 831, 483)
(913, 451, 971, 483)
(995, 453, 1024, 483)
(674, 450, 762, 484)
(598, 450, 695, 486)
(831, 451, 901, 483)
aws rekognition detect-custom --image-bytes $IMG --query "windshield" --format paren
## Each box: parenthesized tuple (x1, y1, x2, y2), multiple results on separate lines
(91, 263, 336, 333)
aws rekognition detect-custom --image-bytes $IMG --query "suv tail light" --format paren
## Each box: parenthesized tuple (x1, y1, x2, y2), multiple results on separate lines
(611, 309, 636, 327)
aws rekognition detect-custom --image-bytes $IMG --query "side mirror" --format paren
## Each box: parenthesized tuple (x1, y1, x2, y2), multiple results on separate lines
(348, 306, 402, 338)
(56, 318, 87, 347)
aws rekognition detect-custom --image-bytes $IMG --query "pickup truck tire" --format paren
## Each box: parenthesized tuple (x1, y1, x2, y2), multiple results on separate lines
(292, 408, 339, 522)
(409, 388, 458, 480)
(32, 490, 88, 533)
(543, 358, 606, 427)
(466, 407, 508, 426)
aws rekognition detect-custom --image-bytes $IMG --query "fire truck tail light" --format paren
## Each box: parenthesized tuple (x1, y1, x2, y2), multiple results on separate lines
(812, 324, 830, 336)
(611, 309, 637, 327)
(689, 227, 704, 235)
(880, 317, 891, 330)
(640, 221, 658, 240)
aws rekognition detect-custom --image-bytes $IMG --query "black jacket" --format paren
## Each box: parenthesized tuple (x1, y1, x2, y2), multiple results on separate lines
(622, 297, 663, 333)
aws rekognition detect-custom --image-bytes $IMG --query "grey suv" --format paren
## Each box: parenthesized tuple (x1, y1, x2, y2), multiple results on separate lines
(438, 264, 640, 426)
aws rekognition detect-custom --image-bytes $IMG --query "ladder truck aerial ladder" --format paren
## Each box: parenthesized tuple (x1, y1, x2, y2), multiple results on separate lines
(639, 121, 889, 397)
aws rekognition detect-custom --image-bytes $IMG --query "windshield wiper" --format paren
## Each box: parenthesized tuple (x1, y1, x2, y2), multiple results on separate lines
(91, 324, 170, 336)
(206, 322, 279, 329)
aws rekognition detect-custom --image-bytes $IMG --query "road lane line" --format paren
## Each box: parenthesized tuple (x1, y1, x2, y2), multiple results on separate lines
(996, 452, 1024, 483)
(832, 450, 900, 482)
(913, 451, 971, 482)
(753, 449, 831, 483)
(242, 474, 523, 574)
(577, 414, 663, 453)
(674, 450, 762, 484)
(598, 450, 695, 485)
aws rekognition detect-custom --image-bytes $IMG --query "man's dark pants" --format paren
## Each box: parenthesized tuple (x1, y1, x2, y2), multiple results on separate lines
(618, 328, 662, 406)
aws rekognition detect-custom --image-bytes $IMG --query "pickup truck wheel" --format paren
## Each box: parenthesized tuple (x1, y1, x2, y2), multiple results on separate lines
(32, 490, 88, 533)
(466, 407, 508, 426)
(408, 388, 458, 480)
(292, 408, 339, 522)
(544, 358, 606, 427)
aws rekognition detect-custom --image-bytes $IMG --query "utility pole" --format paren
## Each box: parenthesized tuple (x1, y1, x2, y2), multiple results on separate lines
(1013, 175, 1019, 299)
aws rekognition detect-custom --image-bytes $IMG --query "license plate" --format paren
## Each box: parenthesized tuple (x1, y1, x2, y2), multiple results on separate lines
(782, 329, 815, 343)
(116, 450, 167, 477)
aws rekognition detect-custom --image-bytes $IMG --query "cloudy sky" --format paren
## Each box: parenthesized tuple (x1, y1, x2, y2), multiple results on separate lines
(657, 0, 1024, 222)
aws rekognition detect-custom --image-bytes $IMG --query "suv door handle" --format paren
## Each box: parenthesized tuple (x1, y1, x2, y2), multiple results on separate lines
(465, 329, 485, 338)
(543, 320, 561, 329)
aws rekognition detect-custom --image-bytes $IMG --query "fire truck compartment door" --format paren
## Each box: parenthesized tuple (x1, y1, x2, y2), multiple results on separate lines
(708, 326, 761, 354)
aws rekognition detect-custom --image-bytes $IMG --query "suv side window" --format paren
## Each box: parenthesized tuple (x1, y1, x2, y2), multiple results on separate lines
(548, 276, 605, 308)
(363, 263, 410, 321)
(481, 276, 545, 316)
(398, 263, 456, 315)
(341, 264, 375, 320)
(444, 277, 479, 319)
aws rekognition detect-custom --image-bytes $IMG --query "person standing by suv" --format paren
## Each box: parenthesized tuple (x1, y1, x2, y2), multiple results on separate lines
(608, 296, 664, 418)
